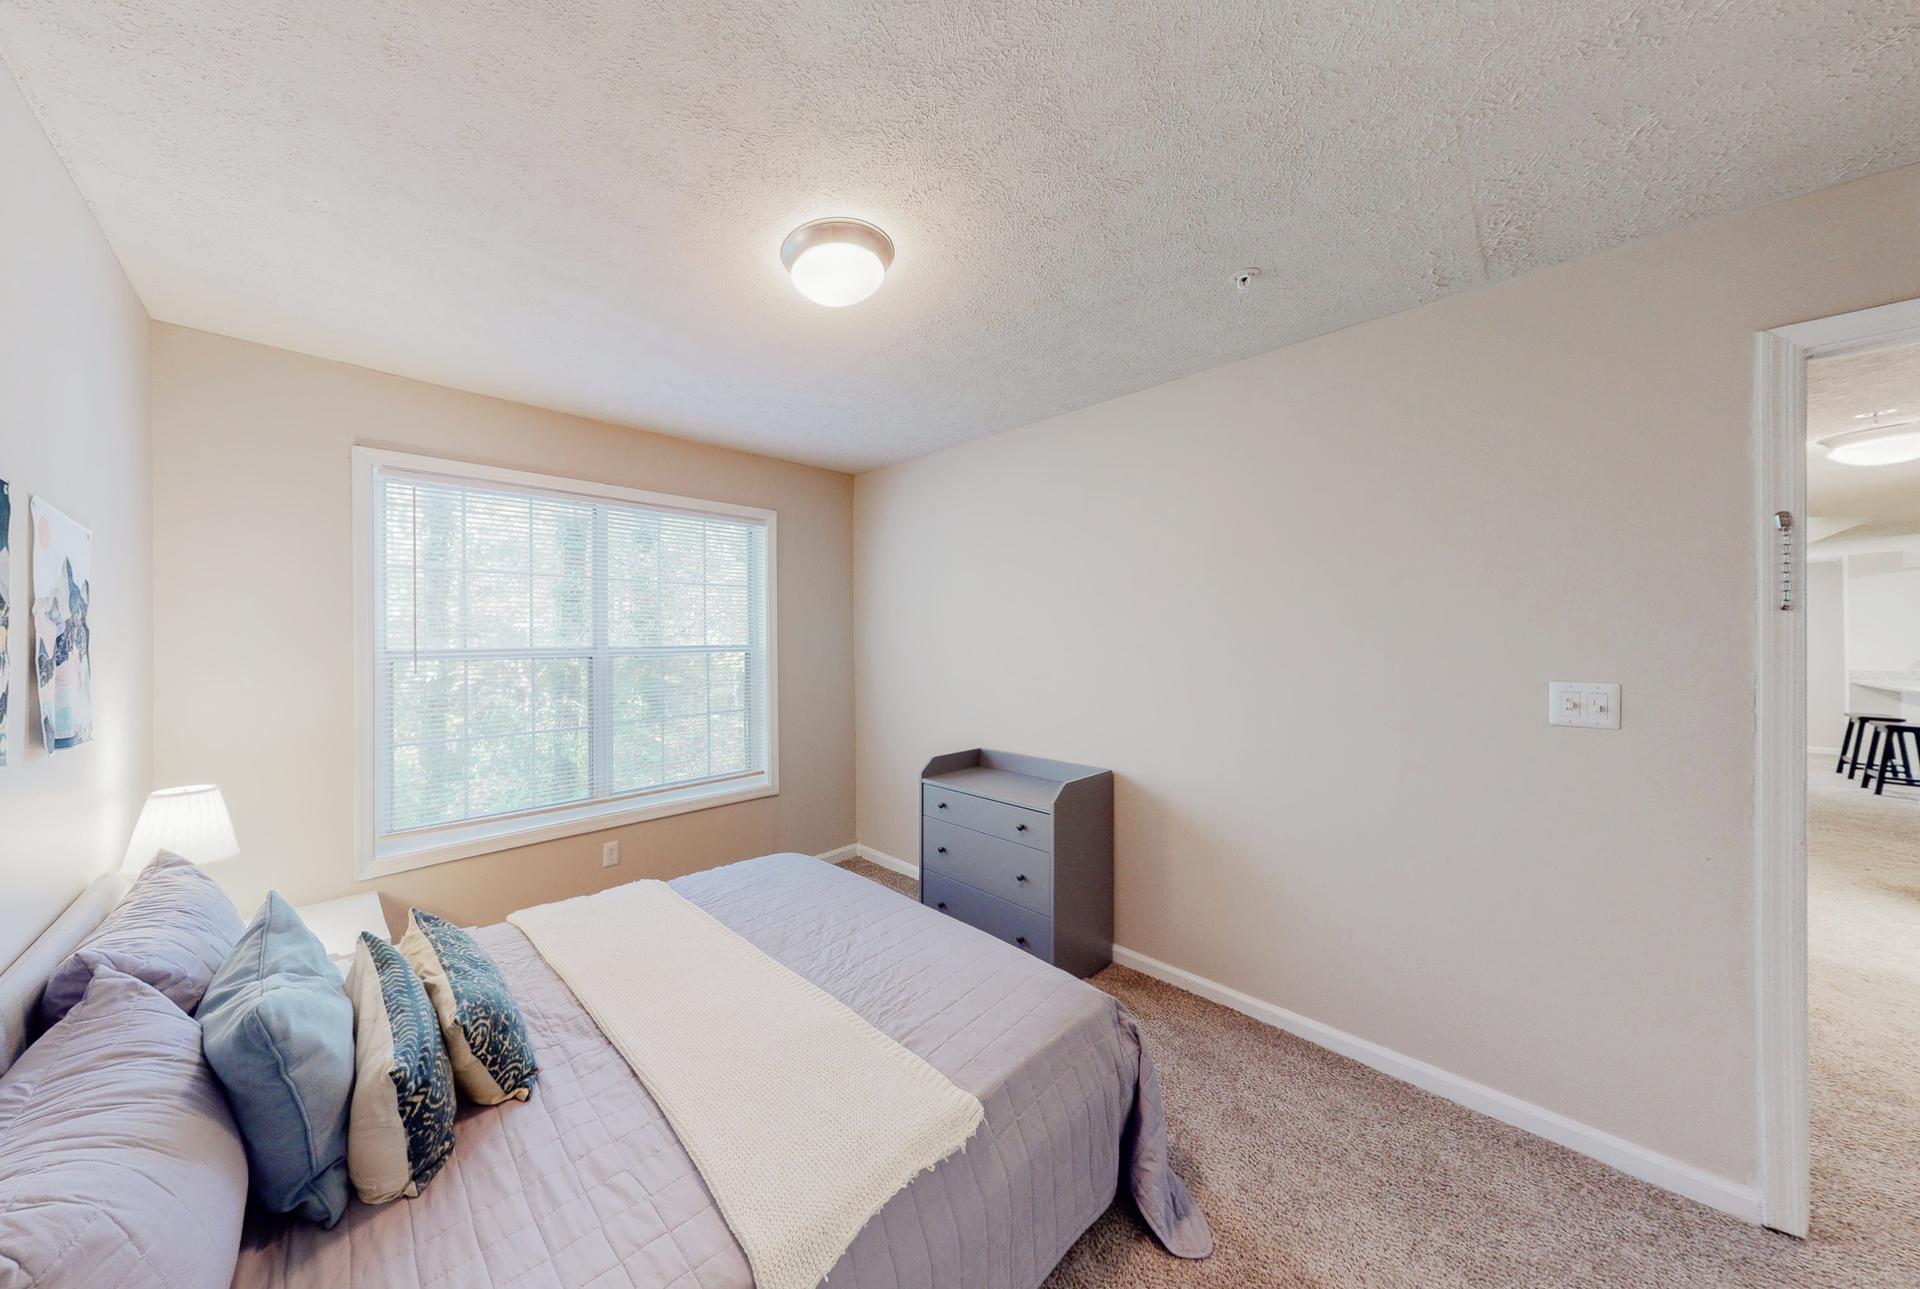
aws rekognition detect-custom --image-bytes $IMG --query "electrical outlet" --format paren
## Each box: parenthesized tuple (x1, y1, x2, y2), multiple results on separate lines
(601, 840, 620, 868)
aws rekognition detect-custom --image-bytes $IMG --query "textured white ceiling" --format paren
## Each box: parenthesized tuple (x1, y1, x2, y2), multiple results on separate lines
(3, 2, 1917, 472)
(1808, 341, 1920, 528)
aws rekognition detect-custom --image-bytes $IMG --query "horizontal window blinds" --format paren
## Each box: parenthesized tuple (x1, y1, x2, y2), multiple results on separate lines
(373, 469, 768, 838)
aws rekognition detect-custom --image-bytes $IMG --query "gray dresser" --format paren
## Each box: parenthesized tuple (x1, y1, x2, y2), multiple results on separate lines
(919, 749, 1114, 977)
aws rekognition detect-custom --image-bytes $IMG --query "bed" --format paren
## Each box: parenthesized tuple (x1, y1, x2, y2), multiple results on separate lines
(0, 853, 1206, 1289)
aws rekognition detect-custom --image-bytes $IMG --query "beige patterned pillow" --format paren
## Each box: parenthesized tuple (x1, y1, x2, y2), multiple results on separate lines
(344, 934, 454, 1204)
(397, 910, 537, 1106)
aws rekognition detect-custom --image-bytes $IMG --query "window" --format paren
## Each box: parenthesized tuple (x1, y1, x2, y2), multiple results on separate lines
(354, 449, 775, 875)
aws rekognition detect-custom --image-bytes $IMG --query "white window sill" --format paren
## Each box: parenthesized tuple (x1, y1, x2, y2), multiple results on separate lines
(359, 773, 777, 879)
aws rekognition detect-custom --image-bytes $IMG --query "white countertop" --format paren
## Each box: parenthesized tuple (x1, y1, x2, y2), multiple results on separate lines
(1850, 670, 1920, 694)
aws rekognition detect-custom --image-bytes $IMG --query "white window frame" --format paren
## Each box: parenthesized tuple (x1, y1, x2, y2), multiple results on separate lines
(351, 447, 778, 879)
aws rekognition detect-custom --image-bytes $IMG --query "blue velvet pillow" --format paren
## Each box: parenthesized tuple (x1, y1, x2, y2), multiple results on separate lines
(196, 893, 355, 1227)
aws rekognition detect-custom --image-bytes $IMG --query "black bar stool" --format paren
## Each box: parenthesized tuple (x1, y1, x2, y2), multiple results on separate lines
(1864, 722, 1920, 795)
(1838, 713, 1905, 779)
(1859, 719, 1913, 790)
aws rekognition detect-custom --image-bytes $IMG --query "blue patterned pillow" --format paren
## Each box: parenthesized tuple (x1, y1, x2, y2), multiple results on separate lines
(397, 910, 537, 1105)
(344, 933, 454, 1204)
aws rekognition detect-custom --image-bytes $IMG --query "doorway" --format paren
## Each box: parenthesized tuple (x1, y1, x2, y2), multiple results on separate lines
(1756, 297, 1920, 1236)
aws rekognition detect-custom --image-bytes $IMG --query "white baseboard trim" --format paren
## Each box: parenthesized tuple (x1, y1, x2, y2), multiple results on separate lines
(854, 844, 919, 879)
(826, 845, 1759, 1223)
(1108, 944, 1764, 1225)
(1808, 745, 1842, 757)
(817, 843, 919, 880)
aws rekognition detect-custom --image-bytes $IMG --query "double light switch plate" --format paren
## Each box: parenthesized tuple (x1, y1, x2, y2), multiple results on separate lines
(1548, 681, 1621, 730)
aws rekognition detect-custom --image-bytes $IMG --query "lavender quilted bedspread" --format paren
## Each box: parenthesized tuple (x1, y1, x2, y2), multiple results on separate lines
(230, 853, 1209, 1289)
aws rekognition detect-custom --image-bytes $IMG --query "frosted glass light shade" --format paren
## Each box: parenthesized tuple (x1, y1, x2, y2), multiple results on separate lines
(1820, 424, 1920, 466)
(123, 784, 239, 870)
(780, 218, 894, 307)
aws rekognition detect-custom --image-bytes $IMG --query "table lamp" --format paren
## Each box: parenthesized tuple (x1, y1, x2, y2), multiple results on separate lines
(123, 784, 240, 870)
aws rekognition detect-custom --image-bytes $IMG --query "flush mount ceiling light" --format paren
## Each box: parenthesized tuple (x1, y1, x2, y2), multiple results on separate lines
(1818, 408, 1920, 467)
(780, 218, 894, 308)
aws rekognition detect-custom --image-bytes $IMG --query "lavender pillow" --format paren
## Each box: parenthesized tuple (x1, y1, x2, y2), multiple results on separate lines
(39, 851, 244, 1027)
(0, 968, 248, 1289)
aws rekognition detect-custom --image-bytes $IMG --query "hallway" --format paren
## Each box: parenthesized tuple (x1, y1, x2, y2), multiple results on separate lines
(1806, 757, 1920, 1254)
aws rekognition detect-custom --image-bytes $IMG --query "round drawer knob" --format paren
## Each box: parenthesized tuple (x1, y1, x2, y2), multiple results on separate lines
(937, 802, 948, 809)
(1015, 874, 1027, 883)
(937, 846, 947, 854)
(1016, 823, 1027, 832)
(1016, 936, 1028, 946)
(936, 901, 948, 910)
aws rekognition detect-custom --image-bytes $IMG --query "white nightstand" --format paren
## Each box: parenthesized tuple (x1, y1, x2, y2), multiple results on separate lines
(296, 892, 391, 975)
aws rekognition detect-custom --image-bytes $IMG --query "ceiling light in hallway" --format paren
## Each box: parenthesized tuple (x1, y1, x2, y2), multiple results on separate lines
(1820, 408, 1920, 466)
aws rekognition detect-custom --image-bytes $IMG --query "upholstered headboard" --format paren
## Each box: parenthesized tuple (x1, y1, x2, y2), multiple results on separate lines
(0, 871, 128, 1077)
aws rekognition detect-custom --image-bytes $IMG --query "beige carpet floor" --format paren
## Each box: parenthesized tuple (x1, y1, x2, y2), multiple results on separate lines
(840, 785, 1919, 1287)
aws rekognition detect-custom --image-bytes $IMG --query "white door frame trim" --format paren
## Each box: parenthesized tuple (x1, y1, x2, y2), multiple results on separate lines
(1755, 296, 1920, 1237)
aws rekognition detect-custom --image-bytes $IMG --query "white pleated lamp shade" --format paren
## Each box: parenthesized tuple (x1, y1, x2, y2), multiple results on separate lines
(123, 784, 240, 871)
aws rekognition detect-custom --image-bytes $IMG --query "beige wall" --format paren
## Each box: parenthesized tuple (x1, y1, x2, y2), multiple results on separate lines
(151, 327, 854, 929)
(0, 71, 152, 966)
(855, 164, 1920, 1187)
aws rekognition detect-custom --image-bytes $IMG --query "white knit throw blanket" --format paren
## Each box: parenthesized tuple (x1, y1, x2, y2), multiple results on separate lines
(509, 881, 985, 1289)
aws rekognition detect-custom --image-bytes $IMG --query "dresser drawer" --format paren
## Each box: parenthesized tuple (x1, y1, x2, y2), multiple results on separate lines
(922, 784, 1052, 850)
(923, 872, 1053, 962)
(923, 818, 1052, 916)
